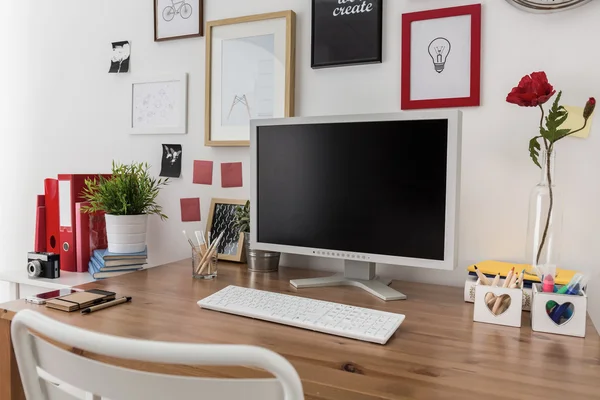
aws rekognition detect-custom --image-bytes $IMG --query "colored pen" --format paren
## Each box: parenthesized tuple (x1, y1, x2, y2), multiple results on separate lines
(542, 274, 555, 293)
(81, 297, 132, 315)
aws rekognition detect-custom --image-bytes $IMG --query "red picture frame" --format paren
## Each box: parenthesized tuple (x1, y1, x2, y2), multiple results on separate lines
(401, 4, 481, 110)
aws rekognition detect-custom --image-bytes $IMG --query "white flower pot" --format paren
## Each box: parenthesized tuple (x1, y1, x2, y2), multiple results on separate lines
(105, 214, 148, 254)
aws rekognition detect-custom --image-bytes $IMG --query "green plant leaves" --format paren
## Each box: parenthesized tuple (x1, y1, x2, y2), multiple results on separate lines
(233, 200, 251, 233)
(81, 162, 169, 220)
(529, 136, 542, 169)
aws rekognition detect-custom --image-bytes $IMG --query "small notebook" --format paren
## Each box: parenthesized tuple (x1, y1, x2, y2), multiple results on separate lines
(45, 289, 116, 312)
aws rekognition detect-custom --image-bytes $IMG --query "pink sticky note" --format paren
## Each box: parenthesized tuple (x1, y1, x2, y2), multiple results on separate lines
(180, 198, 201, 222)
(221, 162, 243, 188)
(193, 160, 213, 185)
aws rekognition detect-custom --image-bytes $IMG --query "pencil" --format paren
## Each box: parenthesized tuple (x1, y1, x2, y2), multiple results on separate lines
(491, 273, 500, 287)
(196, 232, 224, 275)
(182, 231, 196, 250)
(490, 268, 515, 315)
(474, 266, 491, 285)
(518, 269, 525, 289)
(485, 273, 501, 303)
(509, 271, 518, 288)
(503, 267, 515, 288)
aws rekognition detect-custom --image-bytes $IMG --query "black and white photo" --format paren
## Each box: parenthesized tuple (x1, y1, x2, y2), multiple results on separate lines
(312, 0, 383, 68)
(109, 41, 130, 73)
(160, 144, 182, 178)
(154, 0, 204, 41)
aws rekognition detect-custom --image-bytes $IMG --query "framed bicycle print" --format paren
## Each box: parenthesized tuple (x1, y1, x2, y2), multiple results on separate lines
(401, 4, 481, 110)
(154, 0, 204, 41)
(205, 11, 296, 147)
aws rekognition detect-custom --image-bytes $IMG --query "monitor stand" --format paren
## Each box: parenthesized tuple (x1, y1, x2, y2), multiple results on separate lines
(289, 260, 407, 301)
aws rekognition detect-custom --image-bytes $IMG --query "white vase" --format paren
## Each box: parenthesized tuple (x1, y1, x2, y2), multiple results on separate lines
(105, 214, 148, 254)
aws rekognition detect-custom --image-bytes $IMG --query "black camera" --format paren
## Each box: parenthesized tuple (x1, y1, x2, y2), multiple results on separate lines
(27, 252, 60, 279)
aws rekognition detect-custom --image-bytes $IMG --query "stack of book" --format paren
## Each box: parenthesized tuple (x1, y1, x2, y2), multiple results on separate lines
(88, 247, 147, 279)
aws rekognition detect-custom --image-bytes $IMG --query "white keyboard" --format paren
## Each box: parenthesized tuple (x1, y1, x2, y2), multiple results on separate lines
(197, 285, 405, 344)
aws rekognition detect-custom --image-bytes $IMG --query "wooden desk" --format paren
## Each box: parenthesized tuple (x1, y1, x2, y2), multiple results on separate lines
(2, 260, 600, 400)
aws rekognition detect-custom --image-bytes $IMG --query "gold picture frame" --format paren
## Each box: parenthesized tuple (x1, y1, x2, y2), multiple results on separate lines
(206, 198, 248, 262)
(205, 11, 296, 147)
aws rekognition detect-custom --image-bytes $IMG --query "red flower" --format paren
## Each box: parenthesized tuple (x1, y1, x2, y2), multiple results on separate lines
(506, 72, 556, 107)
(583, 97, 596, 119)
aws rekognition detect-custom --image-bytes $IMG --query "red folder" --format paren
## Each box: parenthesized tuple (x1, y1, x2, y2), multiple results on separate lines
(34, 195, 46, 252)
(58, 174, 111, 272)
(75, 202, 90, 273)
(44, 179, 60, 254)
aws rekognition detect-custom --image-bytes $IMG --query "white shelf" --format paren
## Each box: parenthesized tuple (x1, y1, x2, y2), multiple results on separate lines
(0, 269, 95, 290)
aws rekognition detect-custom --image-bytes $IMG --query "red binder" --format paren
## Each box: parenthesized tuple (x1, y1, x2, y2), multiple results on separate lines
(44, 179, 60, 254)
(58, 174, 111, 272)
(75, 202, 90, 273)
(34, 195, 46, 252)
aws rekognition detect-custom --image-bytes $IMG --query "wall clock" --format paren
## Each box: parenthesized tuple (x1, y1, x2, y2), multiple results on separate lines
(506, 0, 593, 12)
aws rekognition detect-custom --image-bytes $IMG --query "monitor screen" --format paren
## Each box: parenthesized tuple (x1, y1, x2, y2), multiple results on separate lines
(256, 119, 449, 261)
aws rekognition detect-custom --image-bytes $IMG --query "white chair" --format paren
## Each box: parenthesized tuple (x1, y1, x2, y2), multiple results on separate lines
(11, 309, 304, 400)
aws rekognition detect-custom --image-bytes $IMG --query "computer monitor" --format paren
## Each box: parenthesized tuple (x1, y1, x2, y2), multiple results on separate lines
(250, 111, 462, 301)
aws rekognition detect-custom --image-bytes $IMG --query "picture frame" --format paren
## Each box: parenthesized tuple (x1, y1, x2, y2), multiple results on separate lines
(311, 0, 383, 69)
(205, 11, 296, 147)
(154, 0, 204, 41)
(401, 4, 481, 110)
(206, 198, 248, 262)
(130, 73, 188, 135)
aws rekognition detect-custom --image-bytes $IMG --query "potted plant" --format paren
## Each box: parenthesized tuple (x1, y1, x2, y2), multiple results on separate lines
(234, 200, 280, 272)
(82, 161, 169, 254)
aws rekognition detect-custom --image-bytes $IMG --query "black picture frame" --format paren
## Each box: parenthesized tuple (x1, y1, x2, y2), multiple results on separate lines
(311, 0, 383, 69)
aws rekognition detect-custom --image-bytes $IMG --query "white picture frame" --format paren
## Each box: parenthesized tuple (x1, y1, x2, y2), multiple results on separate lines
(130, 73, 188, 135)
(205, 11, 296, 147)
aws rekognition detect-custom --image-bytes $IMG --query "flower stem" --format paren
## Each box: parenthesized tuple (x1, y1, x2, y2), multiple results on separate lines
(536, 146, 553, 265)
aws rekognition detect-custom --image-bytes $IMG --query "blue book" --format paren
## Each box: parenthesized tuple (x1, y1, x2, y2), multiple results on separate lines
(92, 250, 147, 271)
(94, 247, 148, 261)
(88, 258, 141, 279)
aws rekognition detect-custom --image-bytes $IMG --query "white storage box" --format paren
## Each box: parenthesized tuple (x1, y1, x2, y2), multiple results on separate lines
(464, 276, 532, 311)
(531, 284, 587, 338)
(473, 279, 523, 328)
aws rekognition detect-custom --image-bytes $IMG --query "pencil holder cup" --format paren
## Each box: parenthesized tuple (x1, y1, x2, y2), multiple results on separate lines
(192, 248, 218, 280)
(473, 279, 523, 328)
(531, 284, 587, 337)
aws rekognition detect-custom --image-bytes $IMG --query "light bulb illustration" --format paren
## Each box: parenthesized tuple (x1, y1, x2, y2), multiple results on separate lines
(428, 37, 451, 73)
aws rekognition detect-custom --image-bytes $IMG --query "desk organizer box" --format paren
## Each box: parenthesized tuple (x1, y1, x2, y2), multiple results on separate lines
(473, 279, 523, 328)
(464, 276, 532, 310)
(531, 284, 587, 338)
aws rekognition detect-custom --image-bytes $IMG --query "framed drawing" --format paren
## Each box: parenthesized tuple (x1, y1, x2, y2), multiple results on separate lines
(401, 4, 481, 110)
(205, 11, 296, 147)
(206, 198, 247, 262)
(311, 0, 383, 69)
(154, 0, 204, 41)
(131, 73, 188, 135)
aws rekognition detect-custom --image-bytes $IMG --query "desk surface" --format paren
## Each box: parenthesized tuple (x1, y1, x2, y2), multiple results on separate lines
(2, 260, 600, 400)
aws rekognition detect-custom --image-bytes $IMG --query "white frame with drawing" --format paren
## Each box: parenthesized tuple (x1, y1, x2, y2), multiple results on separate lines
(205, 11, 296, 147)
(130, 73, 188, 135)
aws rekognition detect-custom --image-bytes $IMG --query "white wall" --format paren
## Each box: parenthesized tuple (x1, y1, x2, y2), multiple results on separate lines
(1, 0, 598, 330)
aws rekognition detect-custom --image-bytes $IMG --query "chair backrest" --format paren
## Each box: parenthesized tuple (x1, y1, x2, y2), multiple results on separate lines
(11, 310, 304, 400)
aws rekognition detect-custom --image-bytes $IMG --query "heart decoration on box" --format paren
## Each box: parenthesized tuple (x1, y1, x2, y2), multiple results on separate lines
(546, 301, 575, 326)
(485, 293, 511, 316)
